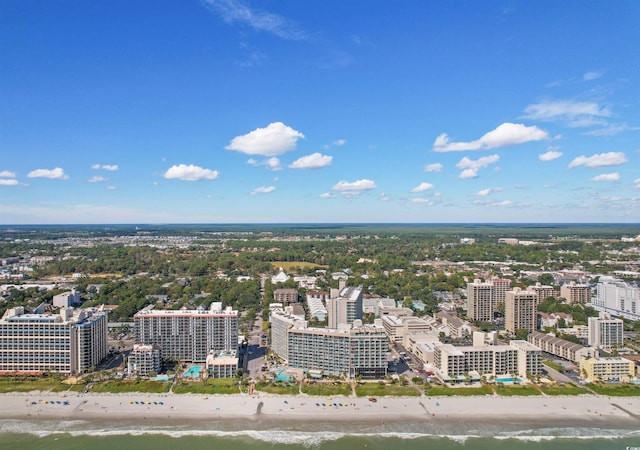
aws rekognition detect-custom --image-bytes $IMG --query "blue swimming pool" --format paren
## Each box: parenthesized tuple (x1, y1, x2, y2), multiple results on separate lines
(495, 376, 522, 383)
(183, 366, 202, 378)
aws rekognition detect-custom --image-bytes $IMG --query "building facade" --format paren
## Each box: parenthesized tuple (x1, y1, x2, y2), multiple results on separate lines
(127, 343, 162, 377)
(528, 331, 597, 363)
(134, 302, 238, 362)
(591, 277, 640, 321)
(327, 286, 363, 328)
(0, 306, 108, 375)
(580, 357, 635, 383)
(560, 282, 590, 304)
(587, 314, 624, 349)
(505, 288, 539, 334)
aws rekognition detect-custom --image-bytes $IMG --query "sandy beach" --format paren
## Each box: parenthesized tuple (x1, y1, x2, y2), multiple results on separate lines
(1, 391, 639, 425)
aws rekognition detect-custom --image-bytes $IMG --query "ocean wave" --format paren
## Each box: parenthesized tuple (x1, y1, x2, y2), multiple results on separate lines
(0, 420, 636, 446)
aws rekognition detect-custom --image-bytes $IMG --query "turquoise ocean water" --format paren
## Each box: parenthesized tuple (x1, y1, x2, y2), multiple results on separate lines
(1, 418, 638, 450)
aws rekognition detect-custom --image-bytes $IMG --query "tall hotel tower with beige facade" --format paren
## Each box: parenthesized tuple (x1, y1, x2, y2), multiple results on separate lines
(505, 288, 539, 334)
(466, 279, 511, 322)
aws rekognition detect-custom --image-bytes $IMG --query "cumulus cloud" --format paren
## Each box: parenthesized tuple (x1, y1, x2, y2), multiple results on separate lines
(591, 172, 620, 182)
(251, 186, 276, 195)
(331, 179, 376, 196)
(424, 163, 443, 172)
(88, 176, 108, 183)
(92, 164, 119, 171)
(163, 164, 219, 181)
(0, 179, 19, 186)
(455, 154, 500, 179)
(568, 152, 627, 168)
(474, 187, 503, 196)
(539, 148, 563, 161)
(433, 123, 548, 152)
(226, 122, 305, 156)
(27, 167, 69, 180)
(409, 198, 435, 205)
(0, 170, 16, 178)
(248, 157, 283, 171)
(319, 192, 335, 199)
(522, 100, 611, 128)
(411, 182, 434, 193)
(289, 152, 333, 169)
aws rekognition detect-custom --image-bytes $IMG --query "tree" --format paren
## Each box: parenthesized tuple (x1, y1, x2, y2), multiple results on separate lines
(538, 273, 555, 286)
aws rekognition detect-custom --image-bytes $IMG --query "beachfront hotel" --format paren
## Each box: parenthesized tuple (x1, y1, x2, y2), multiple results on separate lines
(134, 302, 238, 362)
(587, 313, 624, 350)
(591, 277, 640, 321)
(0, 305, 108, 375)
(270, 308, 387, 379)
(505, 287, 539, 334)
(327, 285, 363, 328)
(579, 356, 635, 383)
(127, 343, 162, 378)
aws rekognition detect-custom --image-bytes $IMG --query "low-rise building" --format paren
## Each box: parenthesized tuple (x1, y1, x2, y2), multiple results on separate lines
(127, 343, 162, 378)
(528, 331, 597, 363)
(580, 356, 635, 383)
(205, 350, 239, 378)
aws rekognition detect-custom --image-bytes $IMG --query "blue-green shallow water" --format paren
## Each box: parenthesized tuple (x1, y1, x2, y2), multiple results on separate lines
(1, 419, 638, 450)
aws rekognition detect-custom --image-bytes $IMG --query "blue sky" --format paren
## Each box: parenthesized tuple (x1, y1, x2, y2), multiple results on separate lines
(1, 0, 639, 224)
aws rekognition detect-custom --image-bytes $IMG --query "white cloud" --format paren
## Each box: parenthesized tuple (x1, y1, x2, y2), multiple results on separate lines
(473, 199, 513, 207)
(320, 192, 335, 199)
(474, 187, 503, 196)
(568, 152, 627, 168)
(163, 164, 219, 181)
(583, 71, 602, 81)
(333, 139, 346, 146)
(27, 167, 69, 180)
(88, 176, 108, 183)
(226, 122, 305, 156)
(591, 172, 620, 182)
(107, 186, 116, 190)
(522, 100, 611, 128)
(433, 123, 548, 152)
(411, 182, 434, 193)
(539, 149, 563, 161)
(455, 154, 500, 179)
(424, 163, 443, 172)
(0, 179, 19, 186)
(0, 170, 16, 178)
(92, 164, 119, 171)
(584, 123, 640, 136)
(409, 198, 435, 205)
(634, 178, 640, 190)
(248, 157, 283, 170)
(251, 186, 276, 195)
(331, 179, 376, 196)
(203, 0, 306, 41)
(289, 152, 333, 169)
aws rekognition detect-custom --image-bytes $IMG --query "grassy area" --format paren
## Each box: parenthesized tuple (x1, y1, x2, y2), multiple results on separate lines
(424, 385, 493, 396)
(586, 383, 640, 396)
(254, 381, 300, 395)
(301, 382, 352, 397)
(542, 359, 565, 372)
(172, 378, 241, 395)
(89, 380, 170, 394)
(494, 384, 541, 396)
(355, 382, 421, 397)
(270, 262, 327, 271)
(540, 383, 588, 396)
(0, 377, 71, 393)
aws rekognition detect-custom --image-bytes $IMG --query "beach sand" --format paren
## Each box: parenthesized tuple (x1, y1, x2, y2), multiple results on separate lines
(2, 391, 639, 426)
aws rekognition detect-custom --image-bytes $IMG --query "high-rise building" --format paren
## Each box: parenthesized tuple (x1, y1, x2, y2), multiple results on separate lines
(591, 277, 640, 321)
(270, 309, 386, 379)
(530, 283, 556, 303)
(505, 288, 539, 334)
(466, 279, 511, 322)
(587, 314, 624, 349)
(127, 343, 162, 377)
(134, 302, 238, 362)
(560, 281, 590, 304)
(327, 286, 363, 328)
(0, 306, 108, 375)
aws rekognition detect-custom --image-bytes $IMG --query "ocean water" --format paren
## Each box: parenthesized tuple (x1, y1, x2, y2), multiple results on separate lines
(1, 418, 638, 450)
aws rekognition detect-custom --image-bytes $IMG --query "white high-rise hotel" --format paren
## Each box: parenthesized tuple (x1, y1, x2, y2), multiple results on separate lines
(591, 277, 639, 321)
(0, 306, 108, 375)
(134, 302, 238, 362)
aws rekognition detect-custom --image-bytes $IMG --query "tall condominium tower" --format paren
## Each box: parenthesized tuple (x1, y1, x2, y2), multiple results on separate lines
(505, 288, 539, 334)
(327, 286, 363, 328)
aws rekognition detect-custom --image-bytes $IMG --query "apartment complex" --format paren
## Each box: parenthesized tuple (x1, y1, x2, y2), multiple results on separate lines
(274, 288, 299, 305)
(127, 343, 162, 377)
(52, 290, 81, 308)
(270, 309, 387, 379)
(466, 278, 511, 322)
(0, 305, 108, 375)
(579, 356, 635, 383)
(134, 302, 238, 362)
(505, 288, 539, 334)
(529, 283, 556, 303)
(528, 331, 597, 363)
(560, 282, 590, 304)
(592, 277, 640, 321)
(327, 286, 363, 328)
(587, 314, 624, 349)
(433, 340, 541, 380)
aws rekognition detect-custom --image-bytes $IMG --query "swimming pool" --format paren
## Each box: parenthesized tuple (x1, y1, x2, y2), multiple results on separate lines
(495, 376, 522, 383)
(183, 366, 202, 378)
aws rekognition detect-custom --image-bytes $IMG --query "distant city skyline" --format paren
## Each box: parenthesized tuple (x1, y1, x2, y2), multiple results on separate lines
(1, 1, 639, 224)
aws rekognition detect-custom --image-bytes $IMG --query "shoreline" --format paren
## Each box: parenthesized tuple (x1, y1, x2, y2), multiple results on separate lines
(1, 391, 639, 426)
